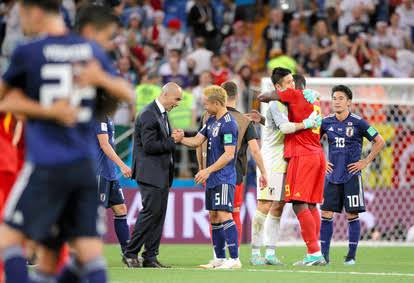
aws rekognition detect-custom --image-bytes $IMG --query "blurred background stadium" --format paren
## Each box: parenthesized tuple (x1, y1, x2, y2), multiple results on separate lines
(1, 0, 414, 246)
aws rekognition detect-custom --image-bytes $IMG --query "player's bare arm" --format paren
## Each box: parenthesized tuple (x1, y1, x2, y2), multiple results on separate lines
(0, 87, 78, 126)
(247, 139, 268, 188)
(97, 133, 132, 178)
(177, 132, 207, 148)
(348, 134, 385, 174)
(194, 145, 236, 184)
(77, 60, 134, 104)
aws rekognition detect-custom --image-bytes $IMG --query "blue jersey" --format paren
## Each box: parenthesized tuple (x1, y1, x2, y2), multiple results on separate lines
(199, 112, 238, 188)
(2, 34, 117, 165)
(95, 117, 117, 181)
(321, 112, 378, 184)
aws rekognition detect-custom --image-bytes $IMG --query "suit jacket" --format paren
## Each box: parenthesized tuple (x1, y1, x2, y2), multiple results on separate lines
(131, 101, 175, 189)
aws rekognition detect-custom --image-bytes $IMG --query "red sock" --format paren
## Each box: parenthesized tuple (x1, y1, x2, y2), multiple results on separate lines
(297, 209, 320, 254)
(0, 261, 3, 283)
(56, 244, 70, 273)
(232, 210, 242, 246)
(310, 208, 321, 240)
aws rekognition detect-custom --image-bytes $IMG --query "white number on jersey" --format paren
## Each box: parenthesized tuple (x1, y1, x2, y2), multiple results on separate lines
(335, 137, 345, 148)
(347, 195, 360, 207)
(40, 64, 96, 122)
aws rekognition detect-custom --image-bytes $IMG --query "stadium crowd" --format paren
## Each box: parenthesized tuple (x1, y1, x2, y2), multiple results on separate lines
(1, 0, 414, 174)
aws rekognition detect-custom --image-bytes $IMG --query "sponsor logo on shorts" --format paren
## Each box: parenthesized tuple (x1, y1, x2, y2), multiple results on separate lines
(294, 192, 301, 197)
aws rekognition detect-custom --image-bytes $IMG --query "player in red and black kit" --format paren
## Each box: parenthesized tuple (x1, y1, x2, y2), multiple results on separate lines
(259, 67, 326, 266)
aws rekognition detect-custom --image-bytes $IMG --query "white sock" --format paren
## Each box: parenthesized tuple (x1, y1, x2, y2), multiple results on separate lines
(251, 210, 267, 256)
(264, 214, 281, 251)
(265, 248, 275, 257)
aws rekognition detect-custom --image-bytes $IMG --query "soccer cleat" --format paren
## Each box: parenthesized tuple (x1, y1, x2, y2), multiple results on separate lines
(344, 257, 356, 265)
(293, 255, 327, 266)
(198, 258, 226, 269)
(215, 258, 242, 269)
(265, 254, 283, 266)
(249, 255, 266, 265)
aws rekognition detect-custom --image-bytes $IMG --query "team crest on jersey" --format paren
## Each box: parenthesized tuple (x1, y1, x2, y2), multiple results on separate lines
(346, 126, 354, 137)
(348, 122, 353, 126)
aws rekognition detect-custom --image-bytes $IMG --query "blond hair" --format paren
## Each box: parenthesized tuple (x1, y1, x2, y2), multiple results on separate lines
(203, 85, 227, 106)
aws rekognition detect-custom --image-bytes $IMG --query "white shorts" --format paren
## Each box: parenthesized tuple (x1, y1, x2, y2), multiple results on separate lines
(256, 170, 285, 201)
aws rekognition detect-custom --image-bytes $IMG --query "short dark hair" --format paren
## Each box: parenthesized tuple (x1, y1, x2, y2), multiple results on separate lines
(271, 67, 291, 85)
(332, 85, 353, 100)
(76, 5, 118, 32)
(20, 0, 61, 13)
(293, 74, 306, 90)
(221, 81, 238, 99)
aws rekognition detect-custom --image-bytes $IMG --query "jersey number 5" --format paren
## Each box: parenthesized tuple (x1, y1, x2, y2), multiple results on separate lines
(40, 64, 96, 123)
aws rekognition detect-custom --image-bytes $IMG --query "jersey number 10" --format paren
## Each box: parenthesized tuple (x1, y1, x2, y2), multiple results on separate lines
(40, 64, 96, 123)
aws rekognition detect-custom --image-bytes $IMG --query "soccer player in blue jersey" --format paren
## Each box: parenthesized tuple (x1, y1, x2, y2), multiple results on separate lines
(320, 85, 385, 265)
(96, 114, 131, 254)
(173, 85, 241, 269)
(0, 1, 132, 283)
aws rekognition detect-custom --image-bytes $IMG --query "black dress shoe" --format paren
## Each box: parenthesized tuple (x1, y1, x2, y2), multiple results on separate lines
(155, 260, 171, 268)
(122, 254, 142, 268)
(142, 260, 163, 268)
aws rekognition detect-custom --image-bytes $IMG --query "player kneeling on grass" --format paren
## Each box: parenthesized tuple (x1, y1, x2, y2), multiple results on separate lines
(319, 85, 384, 265)
(173, 86, 241, 269)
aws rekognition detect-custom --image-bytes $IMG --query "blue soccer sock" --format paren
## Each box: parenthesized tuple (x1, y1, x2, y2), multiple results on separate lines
(29, 270, 56, 283)
(347, 217, 360, 260)
(320, 217, 334, 262)
(2, 245, 28, 283)
(82, 256, 107, 283)
(114, 214, 130, 254)
(57, 256, 82, 283)
(211, 223, 226, 259)
(223, 219, 239, 259)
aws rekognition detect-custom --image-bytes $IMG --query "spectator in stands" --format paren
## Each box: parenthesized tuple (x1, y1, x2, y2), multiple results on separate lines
(311, 19, 337, 72)
(327, 42, 361, 76)
(146, 10, 167, 50)
(388, 12, 413, 49)
(295, 42, 317, 75)
(344, 7, 371, 44)
(210, 53, 232, 86)
(234, 65, 255, 113)
(338, 0, 374, 34)
(120, 0, 146, 28)
(186, 37, 213, 76)
(1, 1, 24, 66)
(159, 49, 188, 77)
(219, 0, 236, 40)
(325, 5, 339, 34)
(286, 18, 312, 58)
(266, 48, 297, 74)
(395, 0, 414, 34)
(235, 0, 256, 23)
(381, 44, 414, 77)
(370, 21, 393, 49)
(127, 13, 146, 48)
(161, 18, 192, 56)
(118, 56, 138, 85)
(187, 0, 220, 52)
(363, 49, 384, 77)
(142, 42, 162, 75)
(262, 8, 287, 62)
(161, 53, 190, 88)
(192, 70, 213, 122)
(221, 20, 252, 70)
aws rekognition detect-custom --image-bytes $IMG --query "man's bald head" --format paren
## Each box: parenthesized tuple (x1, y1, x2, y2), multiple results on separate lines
(159, 82, 183, 112)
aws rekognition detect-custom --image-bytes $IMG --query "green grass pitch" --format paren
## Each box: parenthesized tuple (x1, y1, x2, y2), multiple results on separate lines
(104, 244, 414, 283)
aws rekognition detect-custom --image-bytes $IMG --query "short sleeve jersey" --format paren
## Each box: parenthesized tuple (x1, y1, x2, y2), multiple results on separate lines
(278, 88, 323, 158)
(2, 34, 117, 165)
(95, 116, 117, 180)
(199, 112, 238, 188)
(321, 112, 378, 184)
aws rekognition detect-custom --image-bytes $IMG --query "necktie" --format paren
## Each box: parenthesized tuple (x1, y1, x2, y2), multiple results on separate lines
(162, 112, 170, 135)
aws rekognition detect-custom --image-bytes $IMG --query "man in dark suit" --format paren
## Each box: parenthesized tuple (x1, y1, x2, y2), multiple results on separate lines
(122, 82, 183, 268)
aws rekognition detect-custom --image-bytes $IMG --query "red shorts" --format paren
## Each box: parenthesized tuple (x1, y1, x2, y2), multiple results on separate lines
(234, 183, 244, 208)
(0, 171, 17, 219)
(284, 152, 326, 204)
